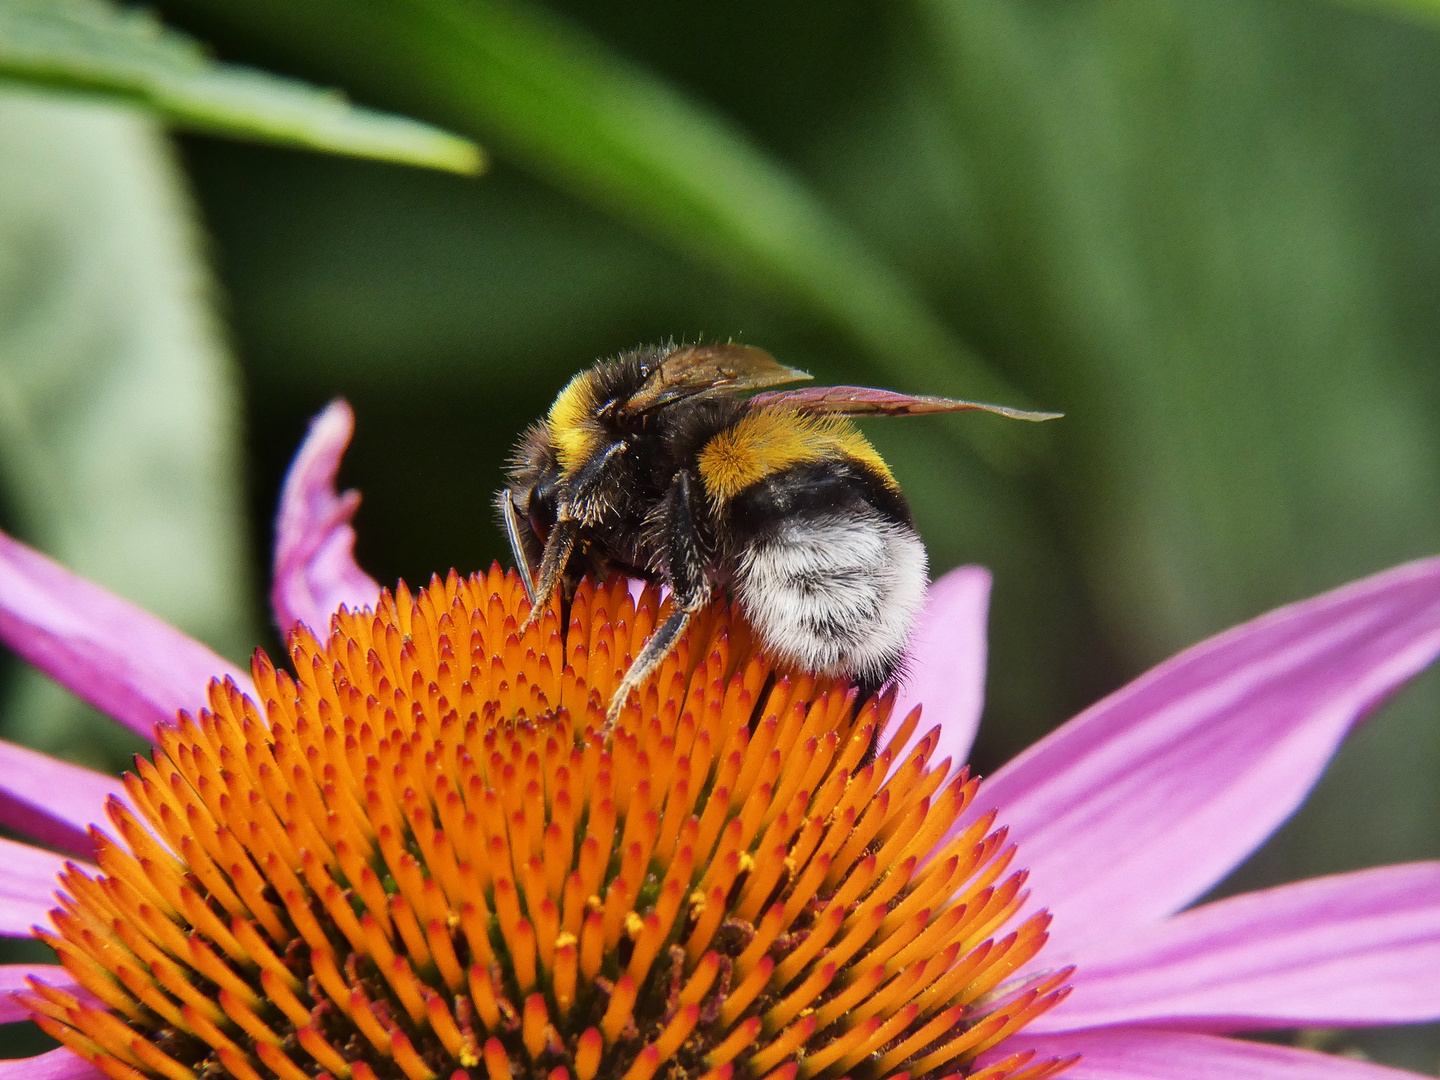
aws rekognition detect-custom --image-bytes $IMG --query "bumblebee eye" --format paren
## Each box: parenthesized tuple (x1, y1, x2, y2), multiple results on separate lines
(529, 477, 559, 537)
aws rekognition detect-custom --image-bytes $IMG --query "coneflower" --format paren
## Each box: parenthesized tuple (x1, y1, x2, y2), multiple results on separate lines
(21, 569, 1068, 1080)
(0, 402, 1436, 1080)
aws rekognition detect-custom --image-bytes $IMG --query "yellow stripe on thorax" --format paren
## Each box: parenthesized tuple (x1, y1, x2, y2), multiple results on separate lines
(697, 410, 896, 505)
(547, 371, 600, 476)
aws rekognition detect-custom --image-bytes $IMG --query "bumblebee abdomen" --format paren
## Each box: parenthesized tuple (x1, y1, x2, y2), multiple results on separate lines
(696, 409, 896, 508)
(725, 461, 927, 688)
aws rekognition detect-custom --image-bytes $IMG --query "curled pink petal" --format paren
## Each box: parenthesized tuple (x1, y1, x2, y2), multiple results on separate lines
(0, 838, 86, 937)
(0, 1048, 104, 1079)
(888, 565, 991, 771)
(271, 400, 380, 634)
(1029, 862, 1440, 1034)
(0, 740, 127, 860)
(967, 555, 1440, 957)
(1000, 1028, 1430, 1079)
(0, 965, 83, 1023)
(0, 530, 253, 739)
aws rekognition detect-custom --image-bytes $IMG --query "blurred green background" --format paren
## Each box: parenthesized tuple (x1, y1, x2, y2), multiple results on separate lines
(2, 0, 1440, 1070)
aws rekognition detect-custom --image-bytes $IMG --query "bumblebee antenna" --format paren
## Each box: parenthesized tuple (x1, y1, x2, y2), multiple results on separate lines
(498, 489, 538, 602)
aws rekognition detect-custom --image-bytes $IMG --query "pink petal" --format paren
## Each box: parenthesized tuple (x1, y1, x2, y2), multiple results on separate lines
(0, 530, 252, 739)
(0, 1048, 104, 1079)
(271, 400, 380, 634)
(0, 741, 125, 860)
(0, 838, 81, 937)
(887, 566, 991, 771)
(965, 556, 1440, 956)
(1029, 862, 1440, 1034)
(1000, 1028, 1430, 1079)
(0, 965, 81, 1024)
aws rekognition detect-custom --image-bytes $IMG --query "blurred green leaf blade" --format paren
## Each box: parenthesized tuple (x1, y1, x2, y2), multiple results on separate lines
(1325, 0, 1440, 24)
(0, 83, 256, 763)
(0, 0, 483, 173)
(163, 0, 1049, 463)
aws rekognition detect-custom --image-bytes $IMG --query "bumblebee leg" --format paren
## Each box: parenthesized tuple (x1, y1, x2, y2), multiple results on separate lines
(603, 470, 712, 733)
(520, 516, 578, 632)
(497, 488, 538, 602)
(603, 606, 692, 732)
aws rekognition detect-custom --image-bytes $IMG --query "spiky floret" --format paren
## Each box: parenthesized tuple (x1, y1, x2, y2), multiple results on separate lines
(22, 569, 1075, 1080)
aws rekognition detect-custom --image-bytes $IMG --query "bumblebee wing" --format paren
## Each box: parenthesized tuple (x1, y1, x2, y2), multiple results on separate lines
(748, 385, 1063, 422)
(627, 344, 811, 412)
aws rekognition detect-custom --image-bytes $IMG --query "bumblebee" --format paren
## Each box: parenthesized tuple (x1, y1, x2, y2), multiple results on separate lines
(498, 343, 1058, 728)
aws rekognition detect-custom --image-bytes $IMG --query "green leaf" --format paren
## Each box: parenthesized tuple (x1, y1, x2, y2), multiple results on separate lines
(1324, 0, 1440, 24)
(0, 84, 256, 766)
(162, 0, 1048, 465)
(912, 0, 1440, 877)
(0, 0, 483, 174)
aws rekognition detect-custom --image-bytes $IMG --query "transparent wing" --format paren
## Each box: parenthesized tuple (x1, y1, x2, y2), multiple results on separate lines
(626, 344, 811, 412)
(748, 385, 1062, 422)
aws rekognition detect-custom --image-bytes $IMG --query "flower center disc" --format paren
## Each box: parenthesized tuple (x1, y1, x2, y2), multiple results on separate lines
(24, 570, 1072, 1080)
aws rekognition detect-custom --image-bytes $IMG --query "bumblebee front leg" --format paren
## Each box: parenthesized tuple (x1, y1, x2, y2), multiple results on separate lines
(519, 516, 578, 632)
(603, 471, 711, 732)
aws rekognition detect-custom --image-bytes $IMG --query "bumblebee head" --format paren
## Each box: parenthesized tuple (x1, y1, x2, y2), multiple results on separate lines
(543, 353, 655, 478)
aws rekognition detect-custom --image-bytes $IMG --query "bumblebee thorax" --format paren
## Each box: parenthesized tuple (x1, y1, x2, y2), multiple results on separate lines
(546, 370, 606, 476)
